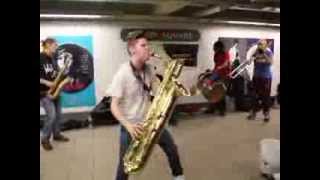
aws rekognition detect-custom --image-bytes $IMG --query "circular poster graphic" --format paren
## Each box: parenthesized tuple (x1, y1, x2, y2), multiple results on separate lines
(54, 44, 94, 93)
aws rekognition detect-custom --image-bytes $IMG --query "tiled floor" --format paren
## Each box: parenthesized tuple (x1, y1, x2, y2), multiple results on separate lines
(40, 109, 280, 180)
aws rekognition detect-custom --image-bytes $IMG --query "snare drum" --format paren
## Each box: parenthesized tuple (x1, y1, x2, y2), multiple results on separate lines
(197, 71, 229, 103)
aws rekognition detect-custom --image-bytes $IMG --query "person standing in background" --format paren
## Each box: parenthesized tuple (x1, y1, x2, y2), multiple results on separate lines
(40, 38, 70, 151)
(247, 39, 273, 122)
(205, 41, 231, 116)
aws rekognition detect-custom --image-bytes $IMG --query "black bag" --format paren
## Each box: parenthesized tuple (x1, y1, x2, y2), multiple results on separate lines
(235, 95, 253, 111)
(40, 96, 118, 130)
(90, 96, 118, 125)
(229, 76, 245, 98)
(40, 118, 89, 131)
(61, 119, 89, 131)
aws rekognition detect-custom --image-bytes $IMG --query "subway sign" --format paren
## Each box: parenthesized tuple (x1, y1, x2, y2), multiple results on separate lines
(121, 29, 200, 42)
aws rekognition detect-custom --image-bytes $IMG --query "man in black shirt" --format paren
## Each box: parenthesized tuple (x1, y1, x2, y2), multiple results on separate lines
(40, 38, 69, 151)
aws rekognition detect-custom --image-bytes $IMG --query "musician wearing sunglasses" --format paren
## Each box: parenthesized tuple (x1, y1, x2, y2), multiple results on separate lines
(247, 39, 274, 122)
(108, 31, 185, 180)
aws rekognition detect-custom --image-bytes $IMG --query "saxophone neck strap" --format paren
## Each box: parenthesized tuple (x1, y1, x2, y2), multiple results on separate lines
(129, 61, 151, 93)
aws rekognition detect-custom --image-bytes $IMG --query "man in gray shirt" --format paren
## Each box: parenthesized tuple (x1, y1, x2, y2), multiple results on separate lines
(109, 31, 185, 180)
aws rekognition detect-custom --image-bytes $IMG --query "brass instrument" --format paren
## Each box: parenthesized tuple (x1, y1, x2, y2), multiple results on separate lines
(230, 39, 272, 79)
(229, 58, 253, 79)
(123, 59, 191, 174)
(195, 58, 253, 103)
(47, 58, 72, 99)
(193, 39, 273, 103)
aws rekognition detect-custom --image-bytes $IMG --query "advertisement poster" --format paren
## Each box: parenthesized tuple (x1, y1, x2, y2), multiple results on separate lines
(53, 35, 96, 108)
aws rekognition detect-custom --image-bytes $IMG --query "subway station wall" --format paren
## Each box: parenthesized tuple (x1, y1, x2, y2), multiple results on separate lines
(40, 21, 280, 113)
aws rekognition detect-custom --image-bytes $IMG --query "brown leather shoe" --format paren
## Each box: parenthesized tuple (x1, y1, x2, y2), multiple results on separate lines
(53, 134, 70, 142)
(41, 140, 53, 151)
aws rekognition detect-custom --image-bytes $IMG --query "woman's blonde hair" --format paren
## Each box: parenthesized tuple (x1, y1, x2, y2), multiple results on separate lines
(40, 37, 57, 50)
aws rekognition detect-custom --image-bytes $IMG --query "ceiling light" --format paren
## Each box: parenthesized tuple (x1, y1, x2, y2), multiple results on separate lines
(214, 20, 280, 27)
(229, 6, 280, 13)
(40, 14, 107, 19)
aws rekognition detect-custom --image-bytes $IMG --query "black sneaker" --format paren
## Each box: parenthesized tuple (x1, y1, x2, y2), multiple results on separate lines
(41, 140, 53, 151)
(53, 134, 70, 142)
(247, 113, 256, 120)
(204, 109, 215, 114)
(219, 111, 226, 117)
(263, 114, 270, 123)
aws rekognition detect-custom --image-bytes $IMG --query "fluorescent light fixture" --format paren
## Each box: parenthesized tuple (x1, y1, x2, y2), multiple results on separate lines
(214, 20, 280, 27)
(261, 7, 280, 13)
(229, 6, 280, 13)
(40, 14, 107, 19)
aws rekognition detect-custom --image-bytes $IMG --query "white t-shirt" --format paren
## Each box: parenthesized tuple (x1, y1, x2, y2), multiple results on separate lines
(108, 62, 153, 123)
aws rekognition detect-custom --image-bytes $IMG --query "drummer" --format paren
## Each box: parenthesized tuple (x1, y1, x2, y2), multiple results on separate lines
(205, 41, 231, 86)
(205, 41, 231, 116)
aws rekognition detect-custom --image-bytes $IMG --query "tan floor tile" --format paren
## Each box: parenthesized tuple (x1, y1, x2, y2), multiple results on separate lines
(40, 109, 280, 180)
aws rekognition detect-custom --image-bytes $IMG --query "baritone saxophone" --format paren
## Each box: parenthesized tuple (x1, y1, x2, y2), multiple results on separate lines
(47, 58, 72, 99)
(123, 58, 190, 174)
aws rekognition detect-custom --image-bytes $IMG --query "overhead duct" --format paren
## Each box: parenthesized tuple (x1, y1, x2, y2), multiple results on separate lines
(193, 5, 230, 17)
(153, 1, 192, 15)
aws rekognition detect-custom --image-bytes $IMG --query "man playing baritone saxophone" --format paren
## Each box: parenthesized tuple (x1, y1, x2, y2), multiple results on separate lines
(40, 38, 69, 151)
(108, 31, 185, 180)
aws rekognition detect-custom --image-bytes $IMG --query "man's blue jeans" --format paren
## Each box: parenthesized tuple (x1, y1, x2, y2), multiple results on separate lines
(40, 96, 62, 141)
(116, 126, 183, 180)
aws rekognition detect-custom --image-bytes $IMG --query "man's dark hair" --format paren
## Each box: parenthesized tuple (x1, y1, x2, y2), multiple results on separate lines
(213, 41, 225, 52)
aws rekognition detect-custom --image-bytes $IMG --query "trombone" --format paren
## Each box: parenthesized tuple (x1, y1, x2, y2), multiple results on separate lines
(229, 58, 253, 79)
(230, 39, 272, 79)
